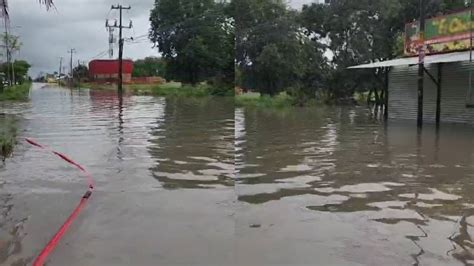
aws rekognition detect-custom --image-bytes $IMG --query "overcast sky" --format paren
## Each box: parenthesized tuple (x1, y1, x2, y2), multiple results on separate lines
(8, 0, 317, 77)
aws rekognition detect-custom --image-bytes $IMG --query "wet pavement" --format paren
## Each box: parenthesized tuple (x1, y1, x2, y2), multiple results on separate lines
(0, 84, 474, 265)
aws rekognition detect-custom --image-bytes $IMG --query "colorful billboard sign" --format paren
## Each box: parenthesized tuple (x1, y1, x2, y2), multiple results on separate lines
(405, 9, 474, 56)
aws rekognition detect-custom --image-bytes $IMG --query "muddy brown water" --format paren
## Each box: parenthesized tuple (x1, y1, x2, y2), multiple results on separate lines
(0, 83, 474, 265)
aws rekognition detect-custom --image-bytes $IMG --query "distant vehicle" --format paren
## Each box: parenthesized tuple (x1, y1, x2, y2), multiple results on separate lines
(56, 74, 67, 81)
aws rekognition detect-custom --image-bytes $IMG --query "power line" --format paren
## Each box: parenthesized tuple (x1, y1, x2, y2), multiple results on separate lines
(90, 50, 109, 60)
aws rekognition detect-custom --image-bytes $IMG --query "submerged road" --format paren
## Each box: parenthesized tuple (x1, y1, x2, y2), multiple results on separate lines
(1, 83, 474, 265)
(0, 84, 235, 265)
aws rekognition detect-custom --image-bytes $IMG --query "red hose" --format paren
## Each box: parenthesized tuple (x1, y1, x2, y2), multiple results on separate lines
(25, 138, 94, 266)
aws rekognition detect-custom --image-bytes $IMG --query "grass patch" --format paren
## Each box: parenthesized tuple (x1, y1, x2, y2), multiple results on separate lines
(354, 91, 369, 105)
(235, 92, 295, 108)
(132, 82, 233, 97)
(83, 82, 233, 97)
(0, 83, 31, 101)
(0, 116, 16, 161)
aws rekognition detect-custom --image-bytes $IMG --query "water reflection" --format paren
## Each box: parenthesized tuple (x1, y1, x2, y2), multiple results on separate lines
(149, 98, 234, 189)
(0, 85, 235, 265)
(236, 107, 474, 265)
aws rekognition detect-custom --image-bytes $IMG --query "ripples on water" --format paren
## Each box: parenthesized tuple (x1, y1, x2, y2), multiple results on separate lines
(235, 107, 474, 265)
(1, 84, 474, 265)
(0, 84, 234, 265)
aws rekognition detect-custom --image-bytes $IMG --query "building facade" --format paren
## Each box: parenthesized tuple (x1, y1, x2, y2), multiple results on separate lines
(389, 62, 474, 125)
(89, 59, 134, 83)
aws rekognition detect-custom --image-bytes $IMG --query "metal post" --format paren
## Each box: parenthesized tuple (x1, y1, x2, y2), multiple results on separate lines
(58, 57, 63, 85)
(417, 0, 425, 128)
(11, 57, 14, 85)
(469, 0, 473, 105)
(384, 68, 389, 121)
(3, 18, 10, 86)
(436, 64, 442, 127)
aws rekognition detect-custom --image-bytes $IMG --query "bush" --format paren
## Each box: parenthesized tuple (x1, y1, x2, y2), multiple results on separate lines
(354, 91, 369, 105)
(0, 83, 31, 101)
(151, 82, 232, 97)
(0, 116, 16, 161)
(235, 92, 294, 108)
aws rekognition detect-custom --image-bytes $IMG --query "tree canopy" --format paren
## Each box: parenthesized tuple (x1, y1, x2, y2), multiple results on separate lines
(0, 60, 31, 84)
(149, 0, 469, 101)
(234, 0, 327, 96)
(234, 0, 468, 101)
(149, 0, 234, 86)
(132, 57, 166, 78)
(73, 64, 88, 80)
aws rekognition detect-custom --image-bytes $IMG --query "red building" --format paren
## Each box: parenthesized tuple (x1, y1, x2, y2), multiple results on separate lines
(88, 59, 134, 83)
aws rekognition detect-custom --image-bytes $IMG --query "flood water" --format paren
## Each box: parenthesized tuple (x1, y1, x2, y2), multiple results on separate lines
(236, 107, 474, 266)
(0, 84, 474, 265)
(0, 84, 234, 265)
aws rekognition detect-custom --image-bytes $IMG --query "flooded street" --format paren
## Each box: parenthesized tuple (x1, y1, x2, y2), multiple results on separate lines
(236, 107, 474, 265)
(0, 84, 234, 265)
(1, 84, 474, 265)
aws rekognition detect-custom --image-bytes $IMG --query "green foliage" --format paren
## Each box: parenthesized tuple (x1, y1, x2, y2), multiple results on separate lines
(73, 64, 88, 80)
(151, 0, 468, 105)
(0, 116, 17, 161)
(149, 0, 234, 86)
(235, 0, 327, 97)
(132, 57, 166, 77)
(0, 83, 31, 101)
(235, 91, 320, 108)
(299, 0, 468, 100)
(354, 91, 370, 105)
(0, 60, 31, 84)
(235, 93, 292, 108)
(129, 82, 233, 97)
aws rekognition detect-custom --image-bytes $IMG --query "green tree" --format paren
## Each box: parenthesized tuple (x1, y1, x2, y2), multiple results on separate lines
(235, 0, 326, 96)
(132, 57, 166, 77)
(73, 64, 88, 80)
(300, 0, 468, 101)
(0, 60, 31, 84)
(149, 0, 234, 86)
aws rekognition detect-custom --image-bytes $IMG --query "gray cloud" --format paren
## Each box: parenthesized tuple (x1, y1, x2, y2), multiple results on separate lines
(8, 0, 317, 77)
(9, 0, 156, 76)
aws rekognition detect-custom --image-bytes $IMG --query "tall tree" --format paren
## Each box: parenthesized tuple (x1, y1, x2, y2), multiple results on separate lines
(0, 60, 31, 84)
(235, 0, 326, 96)
(300, 0, 468, 100)
(132, 57, 166, 77)
(72, 64, 88, 80)
(149, 0, 234, 86)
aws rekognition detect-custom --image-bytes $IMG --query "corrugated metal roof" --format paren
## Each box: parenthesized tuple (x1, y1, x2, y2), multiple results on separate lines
(348, 50, 474, 69)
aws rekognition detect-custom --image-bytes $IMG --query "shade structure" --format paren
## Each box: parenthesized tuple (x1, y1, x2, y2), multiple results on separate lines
(348, 50, 474, 69)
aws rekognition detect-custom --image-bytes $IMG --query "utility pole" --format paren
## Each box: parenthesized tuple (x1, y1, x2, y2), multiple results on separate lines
(417, 0, 425, 129)
(68, 48, 76, 81)
(58, 57, 63, 85)
(108, 4, 132, 93)
(469, 0, 473, 106)
(1, 0, 10, 86)
(106, 25, 115, 59)
(10, 50, 14, 85)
